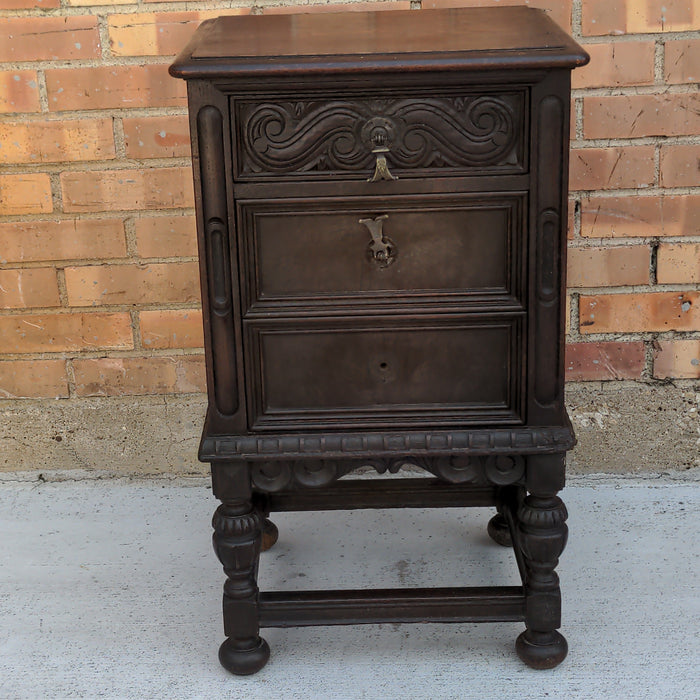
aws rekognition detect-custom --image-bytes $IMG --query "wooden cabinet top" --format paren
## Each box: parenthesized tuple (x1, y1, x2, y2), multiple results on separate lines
(170, 6, 588, 80)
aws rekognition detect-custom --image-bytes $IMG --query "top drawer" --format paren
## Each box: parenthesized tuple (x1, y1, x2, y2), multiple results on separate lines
(232, 88, 527, 182)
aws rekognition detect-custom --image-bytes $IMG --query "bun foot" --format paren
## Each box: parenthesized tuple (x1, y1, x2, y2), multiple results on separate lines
(516, 630, 568, 669)
(219, 637, 270, 675)
(487, 513, 512, 547)
(261, 518, 279, 552)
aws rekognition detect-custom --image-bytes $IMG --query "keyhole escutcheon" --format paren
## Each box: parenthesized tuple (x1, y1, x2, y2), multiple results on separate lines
(359, 214, 397, 268)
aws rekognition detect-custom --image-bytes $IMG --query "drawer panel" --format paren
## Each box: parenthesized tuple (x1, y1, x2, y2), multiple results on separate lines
(239, 193, 525, 311)
(233, 89, 527, 181)
(245, 316, 523, 430)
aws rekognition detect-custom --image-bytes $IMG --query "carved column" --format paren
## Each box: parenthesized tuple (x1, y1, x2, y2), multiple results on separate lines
(212, 497, 269, 675)
(515, 461, 568, 669)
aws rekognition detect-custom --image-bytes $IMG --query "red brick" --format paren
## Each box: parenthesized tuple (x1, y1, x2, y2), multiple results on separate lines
(0, 71, 40, 114)
(572, 41, 655, 88)
(108, 11, 250, 57)
(570, 147, 655, 191)
(580, 292, 700, 333)
(134, 215, 197, 258)
(565, 341, 645, 380)
(582, 0, 699, 36)
(46, 64, 186, 112)
(0, 16, 100, 62)
(0, 0, 59, 7)
(581, 195, 700, 238)
(0, 219, 126, 264)
(0, 119, 115, 165)
(266, 1, 413, 15)
(109, 12, 200, 57)
(0, 312, 133, 352)
(657, 243, 700, 284)
(140, 309, 203, 349)
(567, 246, 649, 287)
(66, 0, 130, 6)
(61, 167, 194, 213)
(654, 340, 700, 379)
(421, 0, 571, 31)
(72, 355, 205, 396)
(665, 39, 700, 84)
(64, 262, 200, 306)
(660, 145, 700, 188)
(567, 199, 575, 239)
(123, 115, 190, 159)
(0, 174, 52, 215)
(569, 97, 576, 141)
(0, 269, 60, 309)
(0, 360, 68, 399)
(583, 94, 700, 139)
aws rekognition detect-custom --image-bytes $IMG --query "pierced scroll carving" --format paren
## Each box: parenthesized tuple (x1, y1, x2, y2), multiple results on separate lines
(236, 93, 524, 178)
(427, 456, 484, 483)
(484, 455, 526, 485)
(249, 454, 527, 492)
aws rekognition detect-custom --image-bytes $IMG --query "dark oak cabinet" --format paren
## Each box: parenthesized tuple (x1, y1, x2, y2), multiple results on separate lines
(171, 7, 588, 674)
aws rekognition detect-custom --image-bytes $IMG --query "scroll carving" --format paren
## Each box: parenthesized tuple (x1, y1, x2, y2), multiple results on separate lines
(236, 93, 524, 177)
(250, 454, 527, 492)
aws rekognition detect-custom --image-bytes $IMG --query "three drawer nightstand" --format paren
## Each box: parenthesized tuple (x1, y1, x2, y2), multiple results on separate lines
(170, 7, 588, 675)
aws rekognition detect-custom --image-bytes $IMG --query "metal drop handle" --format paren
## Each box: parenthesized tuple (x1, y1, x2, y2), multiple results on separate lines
(367, 146, 398, 182)
(363, 121, 398, 182)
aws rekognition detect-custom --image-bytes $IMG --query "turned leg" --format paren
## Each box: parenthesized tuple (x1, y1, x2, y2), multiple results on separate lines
(252, 493, 279, 552)
(488, 486, 523, 547)
(487, 509, 511, 547)
(211, 463, 270, 675)
(515, 455, 568, 670)
(262, 518, 279, 552)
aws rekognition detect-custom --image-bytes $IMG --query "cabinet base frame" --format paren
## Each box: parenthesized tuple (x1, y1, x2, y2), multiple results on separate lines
(211, 464, 569, 674)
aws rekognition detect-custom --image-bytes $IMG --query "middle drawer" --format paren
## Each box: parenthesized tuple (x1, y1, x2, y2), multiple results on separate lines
(237, 191, 526, 314)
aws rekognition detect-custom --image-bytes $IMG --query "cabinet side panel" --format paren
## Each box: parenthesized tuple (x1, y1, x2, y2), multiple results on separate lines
(528, 71, 571, 425)
(198, 105, 238, 416)
(188, 81, 246, 432)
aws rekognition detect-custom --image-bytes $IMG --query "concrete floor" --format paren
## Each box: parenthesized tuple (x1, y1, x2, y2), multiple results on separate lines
(0, 474, 698, 699)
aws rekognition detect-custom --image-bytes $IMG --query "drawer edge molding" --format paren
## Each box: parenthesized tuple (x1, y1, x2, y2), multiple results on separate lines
(198, 105, 238, 416)
(200, 424, 575, 461)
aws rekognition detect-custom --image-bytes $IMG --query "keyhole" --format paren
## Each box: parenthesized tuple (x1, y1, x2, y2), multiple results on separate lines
(379, 362, 388, 370)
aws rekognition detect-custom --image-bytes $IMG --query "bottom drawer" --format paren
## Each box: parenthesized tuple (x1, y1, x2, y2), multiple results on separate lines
(245, 316, 523, 430)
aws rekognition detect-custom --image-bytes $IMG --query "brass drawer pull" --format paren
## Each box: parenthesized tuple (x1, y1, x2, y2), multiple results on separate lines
(359, 214, 397, 267)
(368, 146, 398, 182)
(363, 118, 398, 182)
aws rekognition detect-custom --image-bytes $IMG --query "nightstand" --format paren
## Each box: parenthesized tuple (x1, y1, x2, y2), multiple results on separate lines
(170, 6, 588, 674)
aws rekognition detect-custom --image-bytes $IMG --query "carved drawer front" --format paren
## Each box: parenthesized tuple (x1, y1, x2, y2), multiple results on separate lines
(239, 193, 525, 312)
(244, 316, 523, 431)
(233, 89, 526, 181)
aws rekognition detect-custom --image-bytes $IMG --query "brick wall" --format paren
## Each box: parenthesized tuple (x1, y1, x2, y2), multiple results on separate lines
(0, 0, 698, 401)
